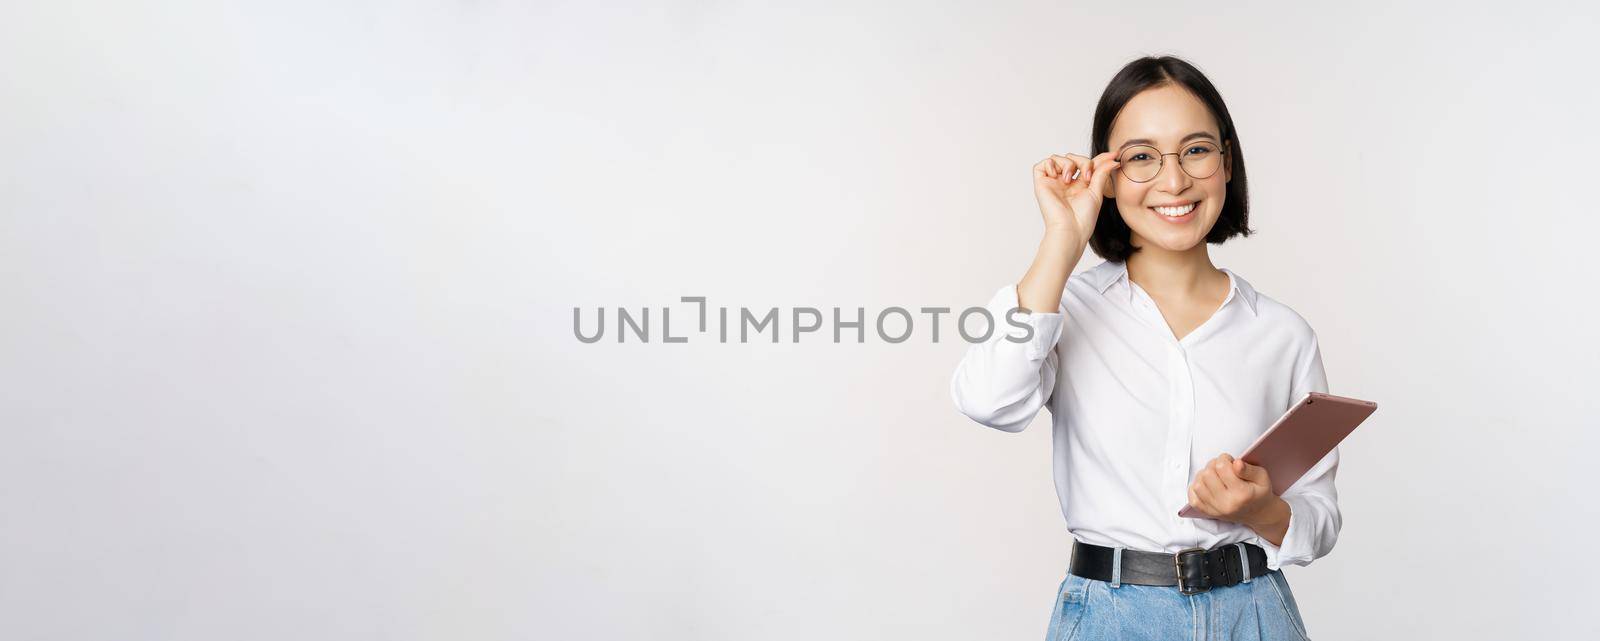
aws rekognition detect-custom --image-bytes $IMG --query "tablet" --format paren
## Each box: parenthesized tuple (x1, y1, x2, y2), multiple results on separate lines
(1178, 392, 1377, 519)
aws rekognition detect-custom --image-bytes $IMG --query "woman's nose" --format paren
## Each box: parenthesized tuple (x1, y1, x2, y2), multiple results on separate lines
(1157, 156, 1190, 193)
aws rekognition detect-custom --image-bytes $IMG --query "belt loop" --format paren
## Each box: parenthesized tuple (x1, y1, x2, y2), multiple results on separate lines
(1110, 546, 1123, 588)
(1235, 542, 1252, 584)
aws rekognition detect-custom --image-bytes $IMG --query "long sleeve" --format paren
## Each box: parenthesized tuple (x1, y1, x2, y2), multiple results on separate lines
(949, 283, 1066, 433)
(1256, 329, 1343, 570)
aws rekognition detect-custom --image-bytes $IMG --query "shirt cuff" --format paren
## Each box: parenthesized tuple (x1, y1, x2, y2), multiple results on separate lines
(1256, 494, 1313, 571)
(992, 283, 1066, 361)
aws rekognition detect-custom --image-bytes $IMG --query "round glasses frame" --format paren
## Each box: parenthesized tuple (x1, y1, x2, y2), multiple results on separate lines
(1115, 141, 1229, 183)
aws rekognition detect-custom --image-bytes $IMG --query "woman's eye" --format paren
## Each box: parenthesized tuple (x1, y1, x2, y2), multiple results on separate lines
(1129, 153, 1152, 161)
(1186, 146, 1214, 156)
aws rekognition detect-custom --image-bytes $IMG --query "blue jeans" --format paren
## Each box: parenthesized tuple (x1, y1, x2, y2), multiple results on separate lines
(1046, 568, 1312, 641)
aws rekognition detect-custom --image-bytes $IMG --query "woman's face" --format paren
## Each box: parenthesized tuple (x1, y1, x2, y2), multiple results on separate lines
(1105, 84, 1232, 254)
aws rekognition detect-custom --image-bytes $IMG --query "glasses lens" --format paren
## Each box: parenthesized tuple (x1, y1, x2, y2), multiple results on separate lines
(1118, 145, 1162, 182)
(1179, 141, 1222, 179)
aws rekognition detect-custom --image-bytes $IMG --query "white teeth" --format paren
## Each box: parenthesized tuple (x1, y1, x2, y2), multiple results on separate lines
(1153, 203, 1196, 217)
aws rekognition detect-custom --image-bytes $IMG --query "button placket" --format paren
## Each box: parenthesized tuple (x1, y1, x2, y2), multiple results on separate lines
(1133, 281, 1200, 518)
(1174, 345, 1200, 528)
(1162, 344, 1194, 514)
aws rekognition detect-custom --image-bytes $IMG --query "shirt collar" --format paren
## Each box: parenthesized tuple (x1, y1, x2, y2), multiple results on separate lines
(1088, 260, 1259, 317)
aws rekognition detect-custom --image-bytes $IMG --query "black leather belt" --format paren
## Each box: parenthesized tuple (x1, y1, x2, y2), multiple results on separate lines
(1068, 539, 1270, 595)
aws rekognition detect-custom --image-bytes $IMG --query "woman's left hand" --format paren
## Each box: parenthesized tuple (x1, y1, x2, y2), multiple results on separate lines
(1187, 453, 1284, 530)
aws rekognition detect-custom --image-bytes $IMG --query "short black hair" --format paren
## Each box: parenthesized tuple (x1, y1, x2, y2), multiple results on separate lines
(1088, 56, 1253, 263)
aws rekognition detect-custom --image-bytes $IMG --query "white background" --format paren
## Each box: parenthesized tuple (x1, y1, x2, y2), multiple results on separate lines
(3, 1, 1598, 639)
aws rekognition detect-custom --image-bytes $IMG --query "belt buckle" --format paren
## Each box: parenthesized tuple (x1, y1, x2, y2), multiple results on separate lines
(1174, 547, 1210, 595)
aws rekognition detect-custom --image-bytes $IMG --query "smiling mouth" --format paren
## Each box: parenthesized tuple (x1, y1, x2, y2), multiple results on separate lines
(1151, 201, 1198, 217)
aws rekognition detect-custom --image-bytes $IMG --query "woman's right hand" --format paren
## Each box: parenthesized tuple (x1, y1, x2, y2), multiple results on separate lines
(1032, 152, 1120, 250)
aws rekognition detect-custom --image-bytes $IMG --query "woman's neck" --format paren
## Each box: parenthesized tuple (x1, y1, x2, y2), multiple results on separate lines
(1124, 242, 1223, 300)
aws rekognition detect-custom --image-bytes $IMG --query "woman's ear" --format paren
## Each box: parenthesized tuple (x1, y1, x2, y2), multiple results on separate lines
(1224, 142, 1233, 184)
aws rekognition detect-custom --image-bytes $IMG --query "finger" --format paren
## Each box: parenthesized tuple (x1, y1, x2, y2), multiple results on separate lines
(1199, 475, 1238, 515)
(1215, 457, 1243, 484)
(1232, 459, 1258, 485)
(1208, 458, 1238, 492)
(1050, 155, 1072, 181)
(1064, 153, 1091, 184)
(1236, 461, 1270, 486)
(1200, 465, 1232, 499)
(1196, 482, 1216, 517)
(1088, 152, 1120, 196)
(1189, 483, 1218, 516)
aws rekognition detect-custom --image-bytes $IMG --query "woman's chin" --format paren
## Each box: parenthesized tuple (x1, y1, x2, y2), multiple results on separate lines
(1132, 230, 1209, 253)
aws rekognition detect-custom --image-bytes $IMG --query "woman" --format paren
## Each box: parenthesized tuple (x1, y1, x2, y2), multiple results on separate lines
(950, 56, 1336, 641)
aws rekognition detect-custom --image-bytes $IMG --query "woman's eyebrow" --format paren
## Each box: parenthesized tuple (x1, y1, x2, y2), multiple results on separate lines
(1117, 131, 1219, 150)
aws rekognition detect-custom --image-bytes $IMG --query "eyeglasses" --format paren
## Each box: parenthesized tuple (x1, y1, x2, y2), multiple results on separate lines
(1114, 140, 1228, 183)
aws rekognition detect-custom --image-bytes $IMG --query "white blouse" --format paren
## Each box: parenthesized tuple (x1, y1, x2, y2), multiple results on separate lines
(949, 259, 1338, 570)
